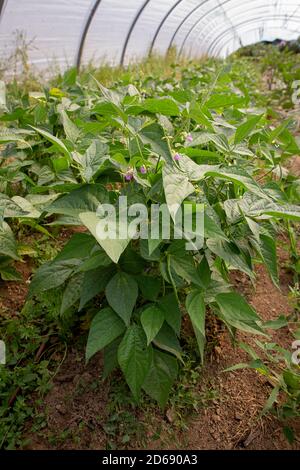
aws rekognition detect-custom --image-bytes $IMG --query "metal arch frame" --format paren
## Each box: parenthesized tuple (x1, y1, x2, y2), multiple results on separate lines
(148, 0, 184, 56)
(120, 0, 151, 66)
(202, 4, 299, 54)
(167, 0, 299, 54)
(178, 1, 300, 57)
(120, 0, 206, 65)
(167, 0, 228, 54)
(178, 0, 235, 57)
(121, 0, 228, 60)
(0, 0, 7, 22)
(183, 3, 270, 55)
(0, 0, 5, 16)
(215, 27, 266, 57)
(73, 0, 300, 69)
(213, 23, 300, 57)
(76, 0, 103, 69)
(214, 24, 300, 57)
(207, 15, 300, 57)
(209, 15, 300, 56)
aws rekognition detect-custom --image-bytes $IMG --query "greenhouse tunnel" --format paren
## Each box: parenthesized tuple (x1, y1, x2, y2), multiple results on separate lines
(1, 0, 300, 457)
(0, 0, 300, 71)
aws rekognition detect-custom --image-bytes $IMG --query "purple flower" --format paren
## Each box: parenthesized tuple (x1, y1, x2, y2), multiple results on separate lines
(140, 165, 147, 174)
(125, 172, 133, 181)
(173, 153, 181, 161)
(186, 134, 193, 143)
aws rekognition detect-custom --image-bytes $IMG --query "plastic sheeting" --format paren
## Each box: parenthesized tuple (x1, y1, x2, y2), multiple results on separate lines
(0, 0, 300, 71)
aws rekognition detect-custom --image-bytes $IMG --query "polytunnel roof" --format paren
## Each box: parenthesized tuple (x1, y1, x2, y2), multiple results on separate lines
(0, 0, 300, 71)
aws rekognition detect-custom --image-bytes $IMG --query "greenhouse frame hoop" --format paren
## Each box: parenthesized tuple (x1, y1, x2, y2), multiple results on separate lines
(213, 24, 300, 57)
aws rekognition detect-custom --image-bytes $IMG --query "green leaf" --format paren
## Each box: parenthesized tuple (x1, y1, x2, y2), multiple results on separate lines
(203, 279, 232, 303)
(185, 133, 230, 154)
(153, 323, 182, 361)
(94, 80, 121, 106)
(105, 272, 138, 325)
(263, 315, 288, 330)
(142, 98, 180, 117)
(0, 193, 30, 218)
(11, 196, 41, 219)
(206, 93, 246, 109)
(148, 238, 162, 257)
(234, 114, 263, 144)
(29, 259, 78, 297)
(163, 164, 194, 220)
(141, 305, 165, 345)
(283, 370, 300, 390)
(186, 291, 206, 362)
(79, 265, 116, 310)
(197, 256, 211, 288)
(283, 427, 295, 445)
(52, 156, 70, 173)
(207, 238, 253, 278)
(103, 337, 121, 379)
(158, 294, 181, 335)
(60, 110, 80, 143)
(204, 167, 270, 200)
(189, 103, 214, 130)
(72, 140, 109, 183)
(0, 129, 30, 146)
(215, 292, 266, 336)
(170, 254, 202, 286)
(0, 222, 19, 260)
(136, 276, 161, 301)
(258, 234, 279, 287)
(56, 233, 95, 261)
(75, 249, 112, 272)
(262, 386, 280, 415)
(47, 184, 109, 219)
(223, 363, 251, 372)
(118, 324, 151, 400)
(268, 118, 292, 142)
(79, 211, 130, 264)
(86, 307, 126, 362)
(119, 247, 145, 274)
(143, 350, 178, 408)
(139, 123, 173, 165)
(60, 273, 84, 314)
(204, 213, 228, 241)
(30, 125, 71, 159)
(175, 154, 220, 182)
(0, 265, 22, 281)
(262, 204, 300, 221)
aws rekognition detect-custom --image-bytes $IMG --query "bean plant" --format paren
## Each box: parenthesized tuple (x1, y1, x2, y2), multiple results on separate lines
(1, 59, 299, 406)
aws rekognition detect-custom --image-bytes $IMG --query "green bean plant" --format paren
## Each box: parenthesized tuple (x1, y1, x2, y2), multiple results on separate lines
(1, 61, 300, 406)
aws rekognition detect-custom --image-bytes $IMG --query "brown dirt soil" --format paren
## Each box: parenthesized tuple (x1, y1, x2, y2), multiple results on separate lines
(286, 156, 300, 177)
(0, 260, 32, 317)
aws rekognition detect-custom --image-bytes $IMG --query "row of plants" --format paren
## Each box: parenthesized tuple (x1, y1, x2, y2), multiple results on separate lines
(0, 54, 299, 444)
